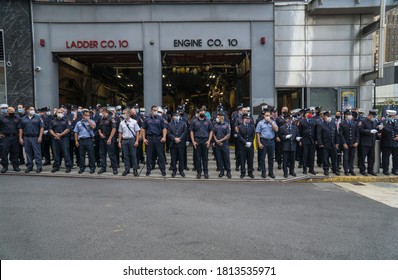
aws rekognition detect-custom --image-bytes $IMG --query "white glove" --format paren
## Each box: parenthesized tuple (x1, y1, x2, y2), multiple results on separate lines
(234, 134, 238, 138)
(370, 129, 378, 134)
(43, 130, 48, 135)
(377, 124, 384, 130)
(286, 134, 292, 139)
(245, 142, 252, 148)
(186, 141, 190, 146)
(296, 137, 302, 141)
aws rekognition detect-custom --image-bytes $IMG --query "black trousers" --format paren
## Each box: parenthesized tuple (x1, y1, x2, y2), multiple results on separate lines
(382, 146, 393, 173)
(194, 138, 209, 174)
(302, 143, 315, 171)
(78, 138, 96, 171)
(343, 146, 356, 173)
(94, 136, 101, 165)
(1, 135, 19, 168)
(122, 138, 137, 171)
(70, 139, 80, 165)
(316, 146, 323, 166)
(240, 147, 254, 175)
(393, 147, 398, 173)
(41, 137, 51, 162)
(283, 150, 296, 174)
(359, 145, 375, 173)
(322, 146, 338, 172)
(215, 143, 231, 172)
(234, 136, 241, 168)
(146, 137, 165, 172)
(52, 137, 72, 169)
(137, 139, 144, 163)
(275, 141, 282, 166)
(99, 138, 118, 170)
(170, 146, 185, 174)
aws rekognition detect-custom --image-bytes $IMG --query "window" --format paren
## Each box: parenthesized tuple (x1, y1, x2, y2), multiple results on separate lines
(0, 30, 6, 104)
(309, 88, 338, 113)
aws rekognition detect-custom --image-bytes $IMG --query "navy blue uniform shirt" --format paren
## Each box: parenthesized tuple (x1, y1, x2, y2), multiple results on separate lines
(18, 115, 44, 136)
(0, 114, 20, 135)
(142, 115, 167, 136)
(190, 118, 213, 138)
(49, 117, 72, 134)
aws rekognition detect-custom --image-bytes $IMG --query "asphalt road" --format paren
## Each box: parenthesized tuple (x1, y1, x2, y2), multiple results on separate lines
(0, 176, 397, 260)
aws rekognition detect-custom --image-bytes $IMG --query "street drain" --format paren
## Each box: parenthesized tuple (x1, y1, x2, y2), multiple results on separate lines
(351, 181, 365, 186)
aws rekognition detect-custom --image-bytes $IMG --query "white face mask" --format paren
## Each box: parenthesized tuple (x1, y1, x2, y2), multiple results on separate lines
(346, 115, 353, 121)
(57, 113, 63, 119)
(99, 113, 103, 117)
(216, 117, 220, 123)
(29, 110, 35, 116)
(326, 117, 332, 122)
(174, 116, 180, 122)
(122, 114, 127, 119)
(157, 112, 162, 117)
(46, 111, 51, 116)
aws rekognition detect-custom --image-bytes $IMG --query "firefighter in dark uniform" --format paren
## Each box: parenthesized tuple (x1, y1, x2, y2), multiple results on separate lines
(276, 107, 289, 170)
(232, 104, 243, 171)
(0, 106, 21, 173)
(339, 110, 359, 176)
(358, 109, 379, 176)
(393, 114, 398, 175)
(49, 108, 73, 173)
(190, 107, 213, 179)
(279, 114, 300, 178)
(97, 107, 118, 175)
(237, 113, 255, 178)
(298, 109, 316, 175)
(93, 105, 102, 167)
(316, 111, 340, 176)
(313, 106, 323, 167)
(18, 106, 44, 173)
(131, 105, 144, 166)
(380, 110, 397, 175)
(39, 107, 53, 166)
(177, 105, 189, 171)
(141, 105, 167, 177)
(16, 104, 26, 165)
(212, 111, 231, 178)
(167, 111, 188, 177)
(0, 103, 8, 163)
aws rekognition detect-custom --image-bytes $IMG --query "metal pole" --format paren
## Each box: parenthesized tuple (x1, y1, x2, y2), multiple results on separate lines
(378, 0, 386, 79)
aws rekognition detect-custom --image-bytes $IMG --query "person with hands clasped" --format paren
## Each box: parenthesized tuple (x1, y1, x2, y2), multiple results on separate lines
(190, 108, 213, 179)
(316, 111, 340, 176)
(18, 106, 44, 173)
(97, 107, 118, 175)
(74, 109, 96, 174)
(118, 109, 141, 177)
(49, 108, 73, 173)
(212, 111, 231, 179)
(256, 109, 279, 179)
(339, 110, 359, 176)
(168, 111, 188, 178)
(279, 114, 300, 178)
(237, 114, 256, 179)
(358, 109, 379, 176)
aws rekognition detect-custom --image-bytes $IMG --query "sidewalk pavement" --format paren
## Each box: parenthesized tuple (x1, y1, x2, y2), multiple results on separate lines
(1, 146, 397, 183)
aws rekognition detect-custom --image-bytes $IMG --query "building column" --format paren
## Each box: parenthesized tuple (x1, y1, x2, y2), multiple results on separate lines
(143, 23, 162, 111)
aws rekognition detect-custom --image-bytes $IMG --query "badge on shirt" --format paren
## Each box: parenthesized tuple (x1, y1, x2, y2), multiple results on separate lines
(358, 121, 362, 126)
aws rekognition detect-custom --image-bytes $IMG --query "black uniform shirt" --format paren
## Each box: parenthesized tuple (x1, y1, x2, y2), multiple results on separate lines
(49, 117, 72, 134)
(0, 114, 20, 135)
(98, 115, 116, 137)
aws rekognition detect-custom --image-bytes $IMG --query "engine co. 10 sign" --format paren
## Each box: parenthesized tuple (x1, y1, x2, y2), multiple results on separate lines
(66, 40, 129, 49)
(173, 38, 239, 48)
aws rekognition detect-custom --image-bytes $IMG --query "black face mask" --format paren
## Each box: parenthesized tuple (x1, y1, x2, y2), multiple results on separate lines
(335, 115, 341, 119)
(352, 112, 358, 118)
(199, 113, 205, 118)
(8, 113, 15, 118)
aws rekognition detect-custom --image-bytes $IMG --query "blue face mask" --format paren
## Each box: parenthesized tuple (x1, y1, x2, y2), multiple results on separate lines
(387, 117, 393, 122)
(17, 108, 22, 113)
(1, 109, 6, 114)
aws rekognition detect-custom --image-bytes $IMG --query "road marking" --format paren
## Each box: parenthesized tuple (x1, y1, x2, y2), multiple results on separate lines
(335, 182, 398, 208)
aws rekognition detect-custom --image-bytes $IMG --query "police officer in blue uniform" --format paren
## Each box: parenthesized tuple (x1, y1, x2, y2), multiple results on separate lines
(298, 109, 316, 175)
(212, 111, 231, 178)
(168, 111, 188, 177)
(18, 106, 44, 173)
(97, 107, 118, 175)
(380, 110, 397, 175)
(317, 111, 340, 176)
(339, 110, 359, 176)
(256, 109, 279, 179)
(358, 109, 379, 176)
(190, 107, 213, 179)
(0, 106, 21, 173)
(141, 105, 167, 177)
(74, 109, 96, 174)
(49, 108, 73, 173)
(279, 114, 300, 178)
(238, 113, 255, 179)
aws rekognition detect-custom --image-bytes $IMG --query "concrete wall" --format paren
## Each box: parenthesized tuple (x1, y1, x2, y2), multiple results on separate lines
(0, 0, 34, 107)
